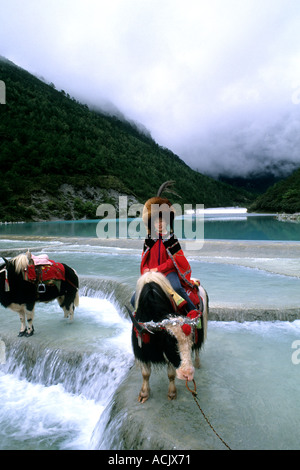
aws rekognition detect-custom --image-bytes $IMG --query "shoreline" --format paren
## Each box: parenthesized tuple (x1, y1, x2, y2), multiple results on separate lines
(1, 233, 300, 254)
(277, 212, 300, 223)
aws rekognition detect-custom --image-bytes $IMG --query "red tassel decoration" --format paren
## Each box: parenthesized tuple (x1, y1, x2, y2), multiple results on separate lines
(142, 332, 151, 344)
(4, 269, 10, 292)
(181, 324, 192, 336)
(187, 310, 199, 319)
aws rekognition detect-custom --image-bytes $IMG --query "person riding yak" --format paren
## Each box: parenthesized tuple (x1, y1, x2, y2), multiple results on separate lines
(135, 181, 201, 315)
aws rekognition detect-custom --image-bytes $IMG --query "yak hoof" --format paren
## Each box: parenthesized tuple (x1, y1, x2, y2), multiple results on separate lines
(25, 327, 34, 337)
(18, 329, 27, 337)
(138, 393, 149, 404)
(168, 391, 177, 401)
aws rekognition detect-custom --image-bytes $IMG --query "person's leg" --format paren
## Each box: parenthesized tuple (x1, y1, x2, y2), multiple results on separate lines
(166, 272, 196, 312)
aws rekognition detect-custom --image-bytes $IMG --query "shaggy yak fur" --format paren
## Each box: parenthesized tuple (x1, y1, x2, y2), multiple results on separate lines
(0, 254, 79, 337)
(130, 272, 208, 403)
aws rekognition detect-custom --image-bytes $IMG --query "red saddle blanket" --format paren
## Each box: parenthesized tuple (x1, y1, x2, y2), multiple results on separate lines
(25, 261, 65, 282)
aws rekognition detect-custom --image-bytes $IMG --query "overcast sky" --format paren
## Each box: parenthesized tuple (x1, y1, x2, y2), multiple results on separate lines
(1, 0, 300, 177)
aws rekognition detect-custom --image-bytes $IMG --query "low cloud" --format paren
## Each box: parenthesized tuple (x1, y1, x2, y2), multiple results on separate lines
(1, 0, 300, 178)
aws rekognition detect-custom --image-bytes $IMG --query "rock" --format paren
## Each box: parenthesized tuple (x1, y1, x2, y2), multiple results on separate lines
(276, 213, 300, 223)
(91, 363, 227, 450)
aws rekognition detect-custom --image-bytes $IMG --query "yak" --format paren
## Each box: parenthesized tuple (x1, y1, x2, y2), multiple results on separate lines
(0, 253, 79, 337)
(128, 272, 208, 403)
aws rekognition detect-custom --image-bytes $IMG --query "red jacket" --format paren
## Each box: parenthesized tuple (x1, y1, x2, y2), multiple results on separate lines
(141, 234, 195, 290)
(141, 235, 176, 276)
(141, 235, 201, 310)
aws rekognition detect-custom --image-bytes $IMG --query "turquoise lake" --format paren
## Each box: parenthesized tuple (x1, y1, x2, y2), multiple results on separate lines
(0, 212, 299, 241)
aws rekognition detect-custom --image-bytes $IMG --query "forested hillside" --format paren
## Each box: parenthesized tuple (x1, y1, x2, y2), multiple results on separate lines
(250, 167, 300, 213)
(0, 57, 252, 221)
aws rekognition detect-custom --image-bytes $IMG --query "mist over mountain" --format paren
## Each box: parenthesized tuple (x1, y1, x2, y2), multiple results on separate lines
(178, 105, 300, 182)
(216, 158, 298, 194)
(250, 166, 300, 213)
(2, 1, 300, 185)
(0, 57, 253, 222)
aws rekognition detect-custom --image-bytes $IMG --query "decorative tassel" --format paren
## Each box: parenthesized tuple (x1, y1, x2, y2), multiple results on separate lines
(187, 310, 199, 319)
(141, 332, 151, 344)
(134, 326, 151, 346)
(187, 309, 202, 329)
(196, 316, 202, 330)
(4, 271, 10, 292)
(181, 324, 192, 336)
(194, 328, 198, 344)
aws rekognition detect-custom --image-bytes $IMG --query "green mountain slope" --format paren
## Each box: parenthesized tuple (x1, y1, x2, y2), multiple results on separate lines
(250, 167, 300, 213)
(0, 57, 253, 221)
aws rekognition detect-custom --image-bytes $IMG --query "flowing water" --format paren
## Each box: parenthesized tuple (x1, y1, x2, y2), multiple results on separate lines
(0, 212, 300, 450)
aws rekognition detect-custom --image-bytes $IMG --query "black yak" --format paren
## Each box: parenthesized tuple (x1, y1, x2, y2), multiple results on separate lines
(0, 253, 79, 337)
(128, 272, 208, 403)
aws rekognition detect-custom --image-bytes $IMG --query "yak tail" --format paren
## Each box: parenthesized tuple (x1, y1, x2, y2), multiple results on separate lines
(74, 291, 79, 307)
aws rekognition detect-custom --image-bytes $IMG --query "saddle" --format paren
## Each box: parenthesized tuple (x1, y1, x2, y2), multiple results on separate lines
(23, 254, 65, 293)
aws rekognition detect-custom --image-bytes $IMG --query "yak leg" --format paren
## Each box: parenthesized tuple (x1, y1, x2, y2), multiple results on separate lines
(167, 363, 177, 400)
(194, 349, 201, 369)
(63, 302, 75, 321)
(57, 295, 75, 320)
(17, 305, 26, 336)
(57, 296, 68, 317)
(138, 362, 151, 404)
(67, 302, 75, 321)
(7, 303, 26, 337)
(9, 302, 35, 337)
(25, 304, 35, 337)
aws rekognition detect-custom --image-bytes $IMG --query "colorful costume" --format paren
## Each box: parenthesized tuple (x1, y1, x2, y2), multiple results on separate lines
(141, 234, 200, 310)
(139, 181, 201, 312)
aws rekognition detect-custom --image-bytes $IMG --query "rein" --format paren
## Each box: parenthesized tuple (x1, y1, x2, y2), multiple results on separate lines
(185, 379, 232, 450)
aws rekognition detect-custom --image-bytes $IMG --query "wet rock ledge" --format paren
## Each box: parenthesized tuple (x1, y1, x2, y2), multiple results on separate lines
(91, 364, 227, 451)
(209, 307, 300, 322)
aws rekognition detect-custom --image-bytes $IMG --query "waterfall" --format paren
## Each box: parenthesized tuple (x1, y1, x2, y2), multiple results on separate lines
(2, 333, 131, 402)
(0, 278, 134, 450)
(79, 276, 134, 316)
